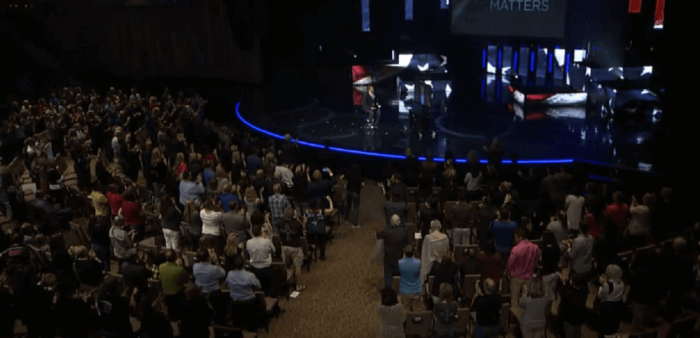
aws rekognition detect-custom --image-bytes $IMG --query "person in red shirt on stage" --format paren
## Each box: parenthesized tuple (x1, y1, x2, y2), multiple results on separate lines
(120, 190, 144, 242)
(506, 228, 541, 308)
(605, 191, 629, 236)
(106, 184, 125, 216)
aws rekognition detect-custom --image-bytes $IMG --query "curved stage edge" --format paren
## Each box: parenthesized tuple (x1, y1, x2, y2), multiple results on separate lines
(235, 102, 585, 166)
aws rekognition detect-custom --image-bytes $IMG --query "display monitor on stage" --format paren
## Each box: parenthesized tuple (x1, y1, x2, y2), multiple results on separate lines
(451, 0, 568, 38)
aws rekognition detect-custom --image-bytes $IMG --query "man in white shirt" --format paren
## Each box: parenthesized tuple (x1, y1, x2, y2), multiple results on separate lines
(275, 163, 294, 191)
(246, 224, 276, 295)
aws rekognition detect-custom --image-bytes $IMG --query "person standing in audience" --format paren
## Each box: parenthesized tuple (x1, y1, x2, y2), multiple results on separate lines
(91, 182, 110, 221)
(627, 241, 665, 331)
(432, 283, 459, 338)
(586, 202, 605, 239)
(565, 222, 595, 278)
(490, 207, 518, 262)
(557, 273, 589, 338)
(471, 278, 503, 338)
(268, 183, 291, 225)
(418, 196, 441, 239)
(158, 249, 189, 321)
(450, 190, 477, 249)
(219, 184, 242, 212)
(223, 201, 250, 246)
(180, 285, 214, 338)
(475, 240, 504, 291)
(477, 197, 497, 250)
(398, 244, 423, 311)
(377, 287, 407, 338)
(192, 249, 227, 325)
(626, 193, 653, 248)
(160, 196, 182, 251)
(597, 264, 625, 338)
(464, 163, 484, 201)
(460, 248, 479, 275)
(246, 224, 275, 296)
(200, 198, 224, 255)
(344, 163, 364, 228)
(119, 190, 145, 242)
(430, 251, 462, 305)
(518, 275, 549, 338)
(380, 214, 411, 289)
(226, 254, 261, 331)
(384, 189, 407, 228)
(605, 191, 629, 236)
(276, 208, 306, 292)
(106, 183, 125, 217)
(96, 276, 136, 338)
(565, 188, 585, 233)
(507, 229, 540, 308)
(179, 170, 205, 206)
(304, 196, 333, 260)
(420, 220, 450, 285)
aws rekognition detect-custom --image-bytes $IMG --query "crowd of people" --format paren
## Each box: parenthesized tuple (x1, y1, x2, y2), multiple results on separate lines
(0, 84, 697, 338)
(373, 149, 698, 338)
(0, 85, 347, 338)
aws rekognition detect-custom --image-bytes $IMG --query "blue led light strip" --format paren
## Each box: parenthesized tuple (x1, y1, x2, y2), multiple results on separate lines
(548, 52, 553, 73)
(565, 53, 570, 74)
(482, 49, 487, 69)
(236, 103, 575, 164)
(513, 51, 518, 71)
(530, 51, 535, 72)
(498, 49, 502, 70)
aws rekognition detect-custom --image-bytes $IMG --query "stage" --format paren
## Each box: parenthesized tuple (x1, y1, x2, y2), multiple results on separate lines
(237, 74, 660, 169)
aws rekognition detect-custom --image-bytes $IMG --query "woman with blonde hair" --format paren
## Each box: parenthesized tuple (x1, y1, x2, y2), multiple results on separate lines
(518, 275, 550, 338)
(174, 152, 187, 178)
(223, 232, 243, 270)
(243, 186, 263, 222)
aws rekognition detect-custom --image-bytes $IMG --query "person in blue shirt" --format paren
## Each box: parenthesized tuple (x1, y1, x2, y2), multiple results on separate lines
(202, 160, 216, 187)
(192, 250, 228, 324)
(179, 170, 205, 205)
(219, 184, 242, 212)
(225, 254, 262, 331)
(398, 244, 424, 311)
(489, 207, 519, 263)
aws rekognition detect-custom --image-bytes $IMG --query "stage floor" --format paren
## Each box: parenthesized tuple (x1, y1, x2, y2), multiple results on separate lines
(238, 79, 659, 169)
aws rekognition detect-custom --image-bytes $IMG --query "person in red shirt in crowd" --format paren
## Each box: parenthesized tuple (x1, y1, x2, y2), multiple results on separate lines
(106, 184, 125, 216)
(119, 190, 144, 242)
(586, 202, 606, 239)
(605, 191, 629, 236)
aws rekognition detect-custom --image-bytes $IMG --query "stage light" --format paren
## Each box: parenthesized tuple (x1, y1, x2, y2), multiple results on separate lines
(565, 53, 570, 74)
(482, 49, 486, 69)
(353, 54, 357, 58)
(548, 52, 553, 73)
(498, 50, 502, 70)
(513, 51, 518, 71)
(236, 102, 576, 165)
(642, 66, 653, 76)
(530, 51, 535, 72)
(319, 45, 322, 51)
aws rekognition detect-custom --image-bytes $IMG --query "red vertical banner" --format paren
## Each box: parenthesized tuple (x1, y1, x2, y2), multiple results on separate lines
(654, 0, 664, 27)
(629, 0, 642, 13)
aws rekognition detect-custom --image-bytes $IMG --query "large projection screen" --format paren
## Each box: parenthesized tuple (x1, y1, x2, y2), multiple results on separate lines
(451, 0, 568, 38)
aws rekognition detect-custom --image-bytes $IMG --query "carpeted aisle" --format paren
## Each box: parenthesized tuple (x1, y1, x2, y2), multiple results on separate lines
(258, 181, 386, 338)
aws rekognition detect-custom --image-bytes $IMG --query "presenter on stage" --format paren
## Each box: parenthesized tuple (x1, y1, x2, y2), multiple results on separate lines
(363, 85, 381, 129)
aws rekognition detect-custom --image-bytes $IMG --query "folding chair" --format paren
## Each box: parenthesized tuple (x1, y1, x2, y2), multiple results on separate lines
(407, 202, 417, 225)
(457, 308, 470, 338)
(462, 274, 479, 304)
(617, 250, 634, 269)
(271, 262, 293, 300)
(299, 237, 315, 272)
(254, 291, 280, 333)
(405, 311, 433, 338)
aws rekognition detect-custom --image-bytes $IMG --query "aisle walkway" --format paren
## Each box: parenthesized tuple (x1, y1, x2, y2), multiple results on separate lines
(259, 181, 386, 338)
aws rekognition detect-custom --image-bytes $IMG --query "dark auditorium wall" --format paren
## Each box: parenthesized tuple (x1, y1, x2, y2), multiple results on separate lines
(36, 0, 263, 84)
